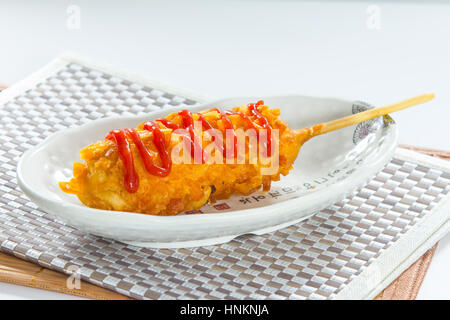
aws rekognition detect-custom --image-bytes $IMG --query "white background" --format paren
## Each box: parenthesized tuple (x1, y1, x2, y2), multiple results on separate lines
(0, 0, 449, 299)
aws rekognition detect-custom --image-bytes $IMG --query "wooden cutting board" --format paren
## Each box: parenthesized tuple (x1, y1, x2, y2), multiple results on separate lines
(0, 252, 131, 299)
(0, 84, 447, 299)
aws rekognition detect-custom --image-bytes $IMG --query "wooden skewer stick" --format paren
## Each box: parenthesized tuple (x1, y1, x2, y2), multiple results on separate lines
(297, 93, 435, 138)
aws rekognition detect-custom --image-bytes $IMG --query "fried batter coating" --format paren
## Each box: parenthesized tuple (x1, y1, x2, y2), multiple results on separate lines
(60, 104, 309, 215)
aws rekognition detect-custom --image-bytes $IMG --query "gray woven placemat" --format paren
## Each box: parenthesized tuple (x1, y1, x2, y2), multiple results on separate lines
(0, 55, 449, 300)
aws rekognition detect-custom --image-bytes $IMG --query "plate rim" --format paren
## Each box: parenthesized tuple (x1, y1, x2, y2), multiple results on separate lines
(16, 95, 399, 241)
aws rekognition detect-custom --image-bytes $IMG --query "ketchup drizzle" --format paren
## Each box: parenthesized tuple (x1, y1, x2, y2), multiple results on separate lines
(178, 109, 208, 164)
(247, 100, 273, 156)
(155, 118, 179, 130)
(141, 122, 172, 176)
(106, 101, 273, 192)
(106, 129, 139, 193)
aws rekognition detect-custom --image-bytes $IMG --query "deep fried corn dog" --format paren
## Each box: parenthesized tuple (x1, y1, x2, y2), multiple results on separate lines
(60, 101, 311, 215)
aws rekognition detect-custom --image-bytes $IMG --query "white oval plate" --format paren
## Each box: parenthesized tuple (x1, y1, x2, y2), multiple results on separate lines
(17, 95, 398, 248)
